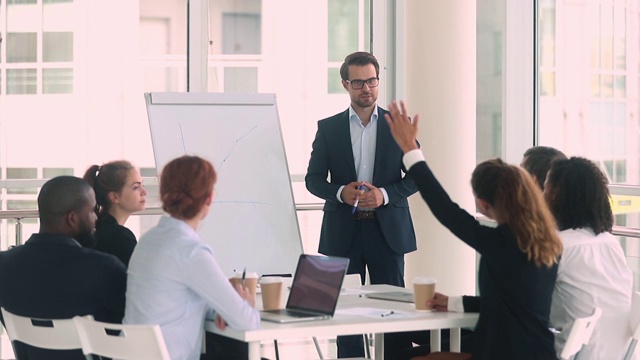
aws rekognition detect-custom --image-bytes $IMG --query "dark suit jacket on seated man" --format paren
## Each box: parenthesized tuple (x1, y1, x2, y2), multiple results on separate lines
(0, 176, 127, 360)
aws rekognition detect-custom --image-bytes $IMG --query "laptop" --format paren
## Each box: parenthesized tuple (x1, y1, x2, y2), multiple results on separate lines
(365, 291, 414, 303)
(260, 254, 349, 323)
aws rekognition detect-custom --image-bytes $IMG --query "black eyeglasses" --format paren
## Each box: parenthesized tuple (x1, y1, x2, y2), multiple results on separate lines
(345, 77, 379, 90)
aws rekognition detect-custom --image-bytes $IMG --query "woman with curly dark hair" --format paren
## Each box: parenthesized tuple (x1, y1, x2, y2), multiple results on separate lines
(544, 157, 633, 360)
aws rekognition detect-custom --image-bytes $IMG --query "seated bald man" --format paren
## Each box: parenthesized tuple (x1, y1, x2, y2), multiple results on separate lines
(0, 176, 127, 360)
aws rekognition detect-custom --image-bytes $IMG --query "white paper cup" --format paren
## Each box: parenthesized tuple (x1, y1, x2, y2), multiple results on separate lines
(229, 271, 259, 298)
(259, 277, 283, 310)
(413, 277, 436, 311)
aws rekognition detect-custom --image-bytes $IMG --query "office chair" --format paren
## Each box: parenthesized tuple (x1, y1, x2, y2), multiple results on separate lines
(1, 307, 82, 352)
(73, 315, 170, 360)
(624, 291, 640, 360)
(560, 307, 602, 360)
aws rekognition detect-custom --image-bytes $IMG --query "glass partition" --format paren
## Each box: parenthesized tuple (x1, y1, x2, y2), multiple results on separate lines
(536, 0, 640, 287)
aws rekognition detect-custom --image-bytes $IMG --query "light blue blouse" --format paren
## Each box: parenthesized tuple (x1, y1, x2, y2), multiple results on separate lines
(124, 216, 260, 360)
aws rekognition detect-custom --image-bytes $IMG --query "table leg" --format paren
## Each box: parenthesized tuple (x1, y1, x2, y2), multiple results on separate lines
(374, 333, 384, 359)
(248, 341, 261, 360)
(449, 328, 461, 352)
(430, 329, 441, 352)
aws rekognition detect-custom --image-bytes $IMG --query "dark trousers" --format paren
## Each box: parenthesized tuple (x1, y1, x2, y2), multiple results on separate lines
(337, 219, 406, 358)
(202, 332, 262, 360)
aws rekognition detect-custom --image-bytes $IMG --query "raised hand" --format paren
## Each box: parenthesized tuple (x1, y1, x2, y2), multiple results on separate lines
(384, 100, 420, 153)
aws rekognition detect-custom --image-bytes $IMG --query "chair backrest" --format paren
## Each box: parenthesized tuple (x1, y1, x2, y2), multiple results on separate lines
(623, 291, 640, 360)
(0, 307, 81, 350)
(343, 273, 363, 288)
(73, 315, 170, 360)
(560, 307, 602, 360)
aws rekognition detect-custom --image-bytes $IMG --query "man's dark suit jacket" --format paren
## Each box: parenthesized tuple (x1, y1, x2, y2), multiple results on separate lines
(0, 233, 127, 359)
(305, 107, 418, 256)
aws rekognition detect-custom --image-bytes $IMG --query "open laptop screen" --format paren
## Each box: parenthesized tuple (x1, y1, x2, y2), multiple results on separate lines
(286, 255, 349, 315)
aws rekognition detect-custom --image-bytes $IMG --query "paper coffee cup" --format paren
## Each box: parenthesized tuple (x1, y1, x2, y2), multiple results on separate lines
(229, 271, 259, 298)
(413, 277, 436, 311)
(259, 277, 283, 310)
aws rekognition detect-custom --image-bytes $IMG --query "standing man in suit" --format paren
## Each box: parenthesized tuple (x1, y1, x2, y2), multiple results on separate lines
(305, 51, 418, 357)
(0, 176, 127, 359)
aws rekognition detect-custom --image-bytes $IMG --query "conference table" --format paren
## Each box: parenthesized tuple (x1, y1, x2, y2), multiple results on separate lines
(205, 284, 479, 359)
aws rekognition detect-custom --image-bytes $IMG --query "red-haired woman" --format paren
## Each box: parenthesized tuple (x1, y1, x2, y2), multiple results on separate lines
(124, 155, 259, 360)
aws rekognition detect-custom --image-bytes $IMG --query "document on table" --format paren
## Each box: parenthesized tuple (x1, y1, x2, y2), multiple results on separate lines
(336, 307, 426, 319)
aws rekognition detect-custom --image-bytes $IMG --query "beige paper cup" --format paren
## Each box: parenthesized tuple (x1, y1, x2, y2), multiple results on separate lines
(413, 277, 436, 311)
(259, 277, 283, 310)
(229, 271, 259, 298)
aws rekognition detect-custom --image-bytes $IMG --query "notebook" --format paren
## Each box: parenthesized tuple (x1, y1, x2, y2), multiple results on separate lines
(260, 254, 350, 323)
(365, 291, 414, 303)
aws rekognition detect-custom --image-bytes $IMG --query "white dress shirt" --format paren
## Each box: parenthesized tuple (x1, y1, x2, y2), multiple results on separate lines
(124, 216, 260, 360)
(350, 105, 377, 185)
(551, 228, 634, 360)
(336, 106, 389, 205)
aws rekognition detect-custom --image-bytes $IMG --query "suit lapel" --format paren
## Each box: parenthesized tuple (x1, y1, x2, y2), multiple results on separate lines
(373, 107, 391, 184)
(336, 109, 357, 180)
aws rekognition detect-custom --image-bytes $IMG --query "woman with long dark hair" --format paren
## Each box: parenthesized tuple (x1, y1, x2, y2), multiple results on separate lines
(385, 101, 562, 360)
(83, 160, 147, 266)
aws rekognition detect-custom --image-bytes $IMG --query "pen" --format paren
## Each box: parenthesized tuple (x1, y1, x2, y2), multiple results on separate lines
(352, 185, 366, 214)
(380, 310, 395, 317)
(241, 267, 246, 288)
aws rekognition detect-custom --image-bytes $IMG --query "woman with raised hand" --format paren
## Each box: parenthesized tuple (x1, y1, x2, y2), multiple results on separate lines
(83, 160, 147, 266)
(124, 155, 259, 360)
(384, 100, 562, 360)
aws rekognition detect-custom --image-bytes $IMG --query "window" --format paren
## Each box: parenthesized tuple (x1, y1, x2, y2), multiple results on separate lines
(7, 68, 37, 94)
(223, 67, 257, 92)
(43, 68, 72, 93)
(3, 1, 74, 94)
(43, 32, 73, 62)
(8, 0, 37, 4)
(222, 13, 261, 54)
(536, 0, 640, 288)
(42, 167, 73, 178)
(6, 168, 37, 194)
(477, 0, 505, 162)
(538, 0, 633, 180)
(207, 0, 261, 92)
(7, 33, 37, 63)
(327, 0, 369, 94)
(539, 0, 556, 96)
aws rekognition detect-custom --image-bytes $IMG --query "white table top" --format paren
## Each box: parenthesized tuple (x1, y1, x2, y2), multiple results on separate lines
(205, 284, 478, 343)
